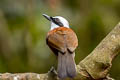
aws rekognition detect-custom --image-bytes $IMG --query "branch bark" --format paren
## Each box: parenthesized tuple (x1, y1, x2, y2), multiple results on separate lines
(0, 22, 120, 80)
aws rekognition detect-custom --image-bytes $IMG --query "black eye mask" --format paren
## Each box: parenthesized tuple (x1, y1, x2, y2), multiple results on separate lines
(50, 17, 64, 27)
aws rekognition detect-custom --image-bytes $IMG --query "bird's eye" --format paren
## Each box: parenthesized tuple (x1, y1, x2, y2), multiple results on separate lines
(51, 17, 64, 26)
(54, 18, 60, 22)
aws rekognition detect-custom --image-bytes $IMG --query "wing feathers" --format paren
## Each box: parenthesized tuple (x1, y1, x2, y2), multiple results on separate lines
(46, 27, 78, 54)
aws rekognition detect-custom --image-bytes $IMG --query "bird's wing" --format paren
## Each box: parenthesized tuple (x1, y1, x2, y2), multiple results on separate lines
(46, 27, 78, 54)
(64, 28, 78, 53)
(46, 29, 66, 54)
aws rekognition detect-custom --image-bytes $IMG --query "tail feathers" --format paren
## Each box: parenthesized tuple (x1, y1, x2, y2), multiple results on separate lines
(57, 52, 67, 79)
(57, 52, 76, 79)
(66, 52, 76, 78)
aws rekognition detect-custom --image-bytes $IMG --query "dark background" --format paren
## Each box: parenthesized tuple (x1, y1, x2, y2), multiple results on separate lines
(0, 0, 120, 79)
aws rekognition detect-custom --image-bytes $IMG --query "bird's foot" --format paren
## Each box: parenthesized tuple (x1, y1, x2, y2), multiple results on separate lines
(103, 74, 114, 80)
(48, 66, 57, 76)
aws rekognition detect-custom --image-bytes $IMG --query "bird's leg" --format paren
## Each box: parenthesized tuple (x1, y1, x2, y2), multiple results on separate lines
(103, 74, 114, 80)
(48, 66, 58, 80)
(48, 56, 58, 74)
(48, 56, 58, 78)
(48, 66, 57, 75)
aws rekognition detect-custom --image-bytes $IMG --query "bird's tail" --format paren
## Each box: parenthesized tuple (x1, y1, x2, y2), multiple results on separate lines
(57, 51, 76, 79)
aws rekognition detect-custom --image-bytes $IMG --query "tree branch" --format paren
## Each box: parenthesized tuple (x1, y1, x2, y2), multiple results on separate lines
(0, 22, 120, 80)
(79, 22, 120, 79)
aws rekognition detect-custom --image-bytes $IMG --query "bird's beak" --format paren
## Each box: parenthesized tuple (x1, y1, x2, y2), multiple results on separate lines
(42, 14, 51, 21)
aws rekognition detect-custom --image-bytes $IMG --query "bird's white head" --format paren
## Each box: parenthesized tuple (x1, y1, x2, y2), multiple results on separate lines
(43, 14, 69, 30)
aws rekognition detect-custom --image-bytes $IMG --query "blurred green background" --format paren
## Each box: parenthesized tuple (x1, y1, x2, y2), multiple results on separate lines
(0, 0, 120, 79)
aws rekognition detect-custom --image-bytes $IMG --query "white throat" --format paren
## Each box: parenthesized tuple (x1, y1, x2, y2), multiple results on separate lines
(50, 16, 69, 30)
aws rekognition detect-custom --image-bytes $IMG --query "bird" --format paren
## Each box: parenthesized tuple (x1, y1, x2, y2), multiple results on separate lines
(43, 14, 78, 79)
